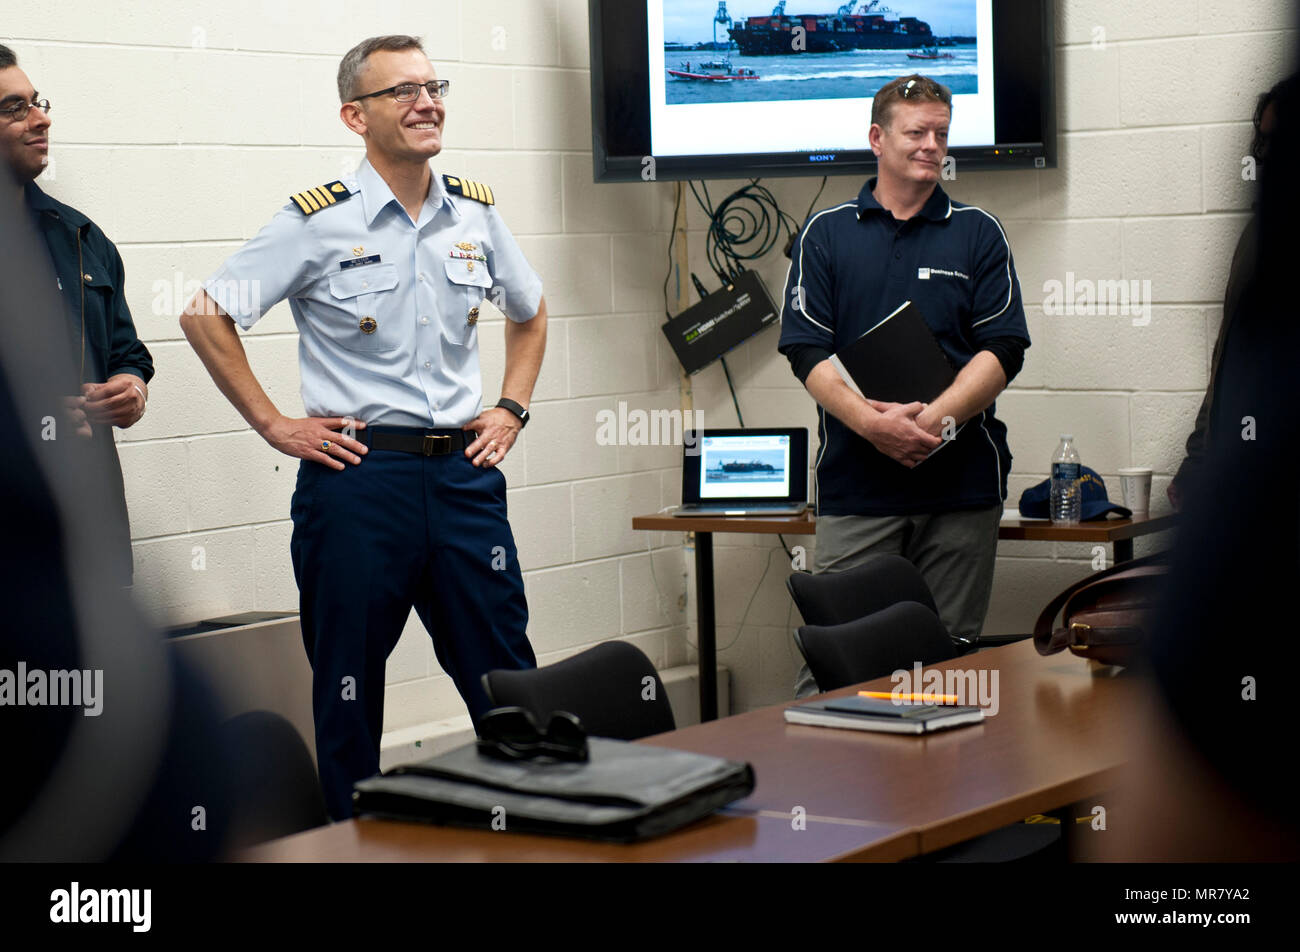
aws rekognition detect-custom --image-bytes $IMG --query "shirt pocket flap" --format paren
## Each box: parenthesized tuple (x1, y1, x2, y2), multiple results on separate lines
(77, 248, 116, 290)
(444, 258, 492, 289)
(328, 263, 399, 299)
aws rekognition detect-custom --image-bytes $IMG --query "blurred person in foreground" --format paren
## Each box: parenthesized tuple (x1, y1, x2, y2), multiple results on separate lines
(1167, 76, 1296, 513)
(1086, 70, 1300, 862)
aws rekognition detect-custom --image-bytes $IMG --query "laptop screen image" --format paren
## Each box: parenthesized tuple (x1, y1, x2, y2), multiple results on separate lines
(681, 428, 808, 509)
(701, 434, 790, 499)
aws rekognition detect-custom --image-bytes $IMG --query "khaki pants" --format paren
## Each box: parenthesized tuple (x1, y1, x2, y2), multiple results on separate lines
(794, 505, 1002, 698)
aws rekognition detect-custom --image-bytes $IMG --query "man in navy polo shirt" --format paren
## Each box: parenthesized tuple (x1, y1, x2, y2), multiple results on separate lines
(779, 75, 1030, 695)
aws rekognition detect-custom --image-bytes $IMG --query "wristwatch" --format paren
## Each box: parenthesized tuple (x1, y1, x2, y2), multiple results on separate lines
(495, 398, 529, 428)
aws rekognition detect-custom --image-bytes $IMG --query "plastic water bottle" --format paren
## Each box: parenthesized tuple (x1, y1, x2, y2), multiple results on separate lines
(1050, 435, 1082, 525)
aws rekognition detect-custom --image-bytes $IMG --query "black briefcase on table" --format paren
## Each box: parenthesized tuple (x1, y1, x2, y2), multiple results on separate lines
(352, 738, 756, 843)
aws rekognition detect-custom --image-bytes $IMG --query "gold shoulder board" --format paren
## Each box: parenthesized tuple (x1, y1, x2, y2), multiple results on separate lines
(290, 180, 352, 215)
(443, 175, 495, 206)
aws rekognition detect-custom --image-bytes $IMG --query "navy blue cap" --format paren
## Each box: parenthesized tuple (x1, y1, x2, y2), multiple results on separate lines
(1018, 467, 1132, 520)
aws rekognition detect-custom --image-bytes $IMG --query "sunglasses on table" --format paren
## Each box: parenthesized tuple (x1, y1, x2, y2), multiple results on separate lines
(476, 707, 589, 763)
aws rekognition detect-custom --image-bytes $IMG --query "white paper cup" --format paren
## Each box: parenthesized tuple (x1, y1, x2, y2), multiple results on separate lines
(1117, 467, 1153, 515)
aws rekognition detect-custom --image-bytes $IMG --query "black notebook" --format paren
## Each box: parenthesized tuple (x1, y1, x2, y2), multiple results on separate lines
(783, 695, 985, 734)
(828, 300, 956, 405)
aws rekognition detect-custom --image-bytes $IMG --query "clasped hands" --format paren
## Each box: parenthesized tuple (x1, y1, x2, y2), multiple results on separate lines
(860, 398, 946, 468)
(63, 373, 147, 437)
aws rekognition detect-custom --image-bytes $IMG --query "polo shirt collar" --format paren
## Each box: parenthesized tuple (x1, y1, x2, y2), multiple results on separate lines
(355, 157, 447, 225)
(856, 177, 953, 222)
(23, 181, 89, 228)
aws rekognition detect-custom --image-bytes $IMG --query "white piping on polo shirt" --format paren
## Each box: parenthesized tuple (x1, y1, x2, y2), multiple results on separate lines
(814, 405, 828, 516)
(950, 204, 1014, 328)
(790, 201, 858, 335)
(976, 409, 1003, 500)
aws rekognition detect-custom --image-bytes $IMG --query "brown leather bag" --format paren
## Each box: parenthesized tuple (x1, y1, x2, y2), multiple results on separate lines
(1033, 553, 1168, 665)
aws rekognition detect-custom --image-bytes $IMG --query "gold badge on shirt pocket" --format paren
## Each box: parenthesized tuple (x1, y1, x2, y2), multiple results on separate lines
(443, 255, 491, 345)
(359, 316, 378, 334)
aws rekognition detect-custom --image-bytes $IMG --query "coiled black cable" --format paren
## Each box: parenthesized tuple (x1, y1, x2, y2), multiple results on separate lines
(688, 179, 801, 285)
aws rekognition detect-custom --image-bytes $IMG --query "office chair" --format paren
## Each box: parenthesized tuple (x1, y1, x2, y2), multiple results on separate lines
(793, 600, 954, 691)
(788, 553, 939, 624)
(219, 710, 330, 849)
(786, 552, 1030, 652)
(481, 641, 676, 741)
(791, 600, 1062, 863)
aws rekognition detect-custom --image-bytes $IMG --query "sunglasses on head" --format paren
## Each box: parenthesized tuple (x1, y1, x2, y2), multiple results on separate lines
(898, 78, 949, 102)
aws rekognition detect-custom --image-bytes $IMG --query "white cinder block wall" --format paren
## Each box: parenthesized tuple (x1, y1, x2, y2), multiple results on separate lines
(7, 1, 1293, 725)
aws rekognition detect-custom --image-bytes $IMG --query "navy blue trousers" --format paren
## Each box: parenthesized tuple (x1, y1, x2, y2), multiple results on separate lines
(289, 443, 535, 820)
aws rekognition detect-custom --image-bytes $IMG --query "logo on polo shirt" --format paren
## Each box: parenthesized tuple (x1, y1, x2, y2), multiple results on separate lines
(918, 266, 969, 281)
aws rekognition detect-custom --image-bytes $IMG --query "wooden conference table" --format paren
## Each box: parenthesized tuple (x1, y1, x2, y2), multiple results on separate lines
(630, 509, 1175, 721)
(246, 640, 1132, 862)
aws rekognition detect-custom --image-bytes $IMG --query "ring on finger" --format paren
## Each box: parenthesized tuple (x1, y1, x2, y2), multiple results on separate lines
(322, 440, 331, 451)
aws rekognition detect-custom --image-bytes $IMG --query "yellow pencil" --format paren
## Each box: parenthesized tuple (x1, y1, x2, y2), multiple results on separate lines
(858, 690, 960, 704)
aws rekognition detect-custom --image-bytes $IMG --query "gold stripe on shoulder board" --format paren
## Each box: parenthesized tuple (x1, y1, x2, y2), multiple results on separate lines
(443, 174, 495, 206)
(290, 180, 353, 215)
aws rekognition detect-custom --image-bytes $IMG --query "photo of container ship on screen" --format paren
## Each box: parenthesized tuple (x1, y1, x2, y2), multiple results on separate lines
(664, 1, 977, 105)
(730, 0, 938, 54)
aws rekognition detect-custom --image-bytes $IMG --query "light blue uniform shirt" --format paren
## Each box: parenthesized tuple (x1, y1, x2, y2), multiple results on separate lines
(205, 158, 542, 427)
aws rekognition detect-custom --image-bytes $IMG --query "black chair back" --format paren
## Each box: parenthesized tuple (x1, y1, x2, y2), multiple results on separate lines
(481, 641, 676, 741)
(787, 553, 939, 627)
(793, 600, 955, 692)
(220, 710, 329, 848)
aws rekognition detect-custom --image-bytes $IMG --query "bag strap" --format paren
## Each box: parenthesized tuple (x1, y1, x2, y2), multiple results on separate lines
(1032, 550, 1168, 653)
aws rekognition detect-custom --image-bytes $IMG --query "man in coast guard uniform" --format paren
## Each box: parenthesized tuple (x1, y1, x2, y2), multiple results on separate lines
(180, 35, 547, 819)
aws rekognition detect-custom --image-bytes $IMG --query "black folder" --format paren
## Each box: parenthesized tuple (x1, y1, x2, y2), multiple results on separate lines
(352, 738, 755, 843)
(828, 300, 955, 404)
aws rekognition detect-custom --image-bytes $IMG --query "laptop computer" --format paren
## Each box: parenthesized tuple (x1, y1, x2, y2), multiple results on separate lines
(673, 427, 809, 517)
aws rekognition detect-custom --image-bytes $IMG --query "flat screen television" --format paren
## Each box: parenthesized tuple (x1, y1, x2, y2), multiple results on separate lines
(589, 0, 1056, 182)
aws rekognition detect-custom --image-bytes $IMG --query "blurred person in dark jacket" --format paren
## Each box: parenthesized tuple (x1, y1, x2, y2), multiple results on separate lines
(1, 43, 153, 587)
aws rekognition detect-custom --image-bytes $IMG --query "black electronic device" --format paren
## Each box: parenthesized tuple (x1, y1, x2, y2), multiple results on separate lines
(661, 269, 778, 375)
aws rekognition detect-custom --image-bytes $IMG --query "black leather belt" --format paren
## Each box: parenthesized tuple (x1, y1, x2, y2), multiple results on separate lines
(362, 427, 469, 456)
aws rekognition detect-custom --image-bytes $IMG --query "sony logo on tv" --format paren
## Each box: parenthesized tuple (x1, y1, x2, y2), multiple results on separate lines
(807, 154, 837, 162)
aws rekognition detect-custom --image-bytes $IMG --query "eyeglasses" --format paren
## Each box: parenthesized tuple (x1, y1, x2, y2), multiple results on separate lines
(0, 98, 51, 123)
(898, 78, 950, 103)
(354, 80, 450, 104)
(476, 707, 589, 763)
